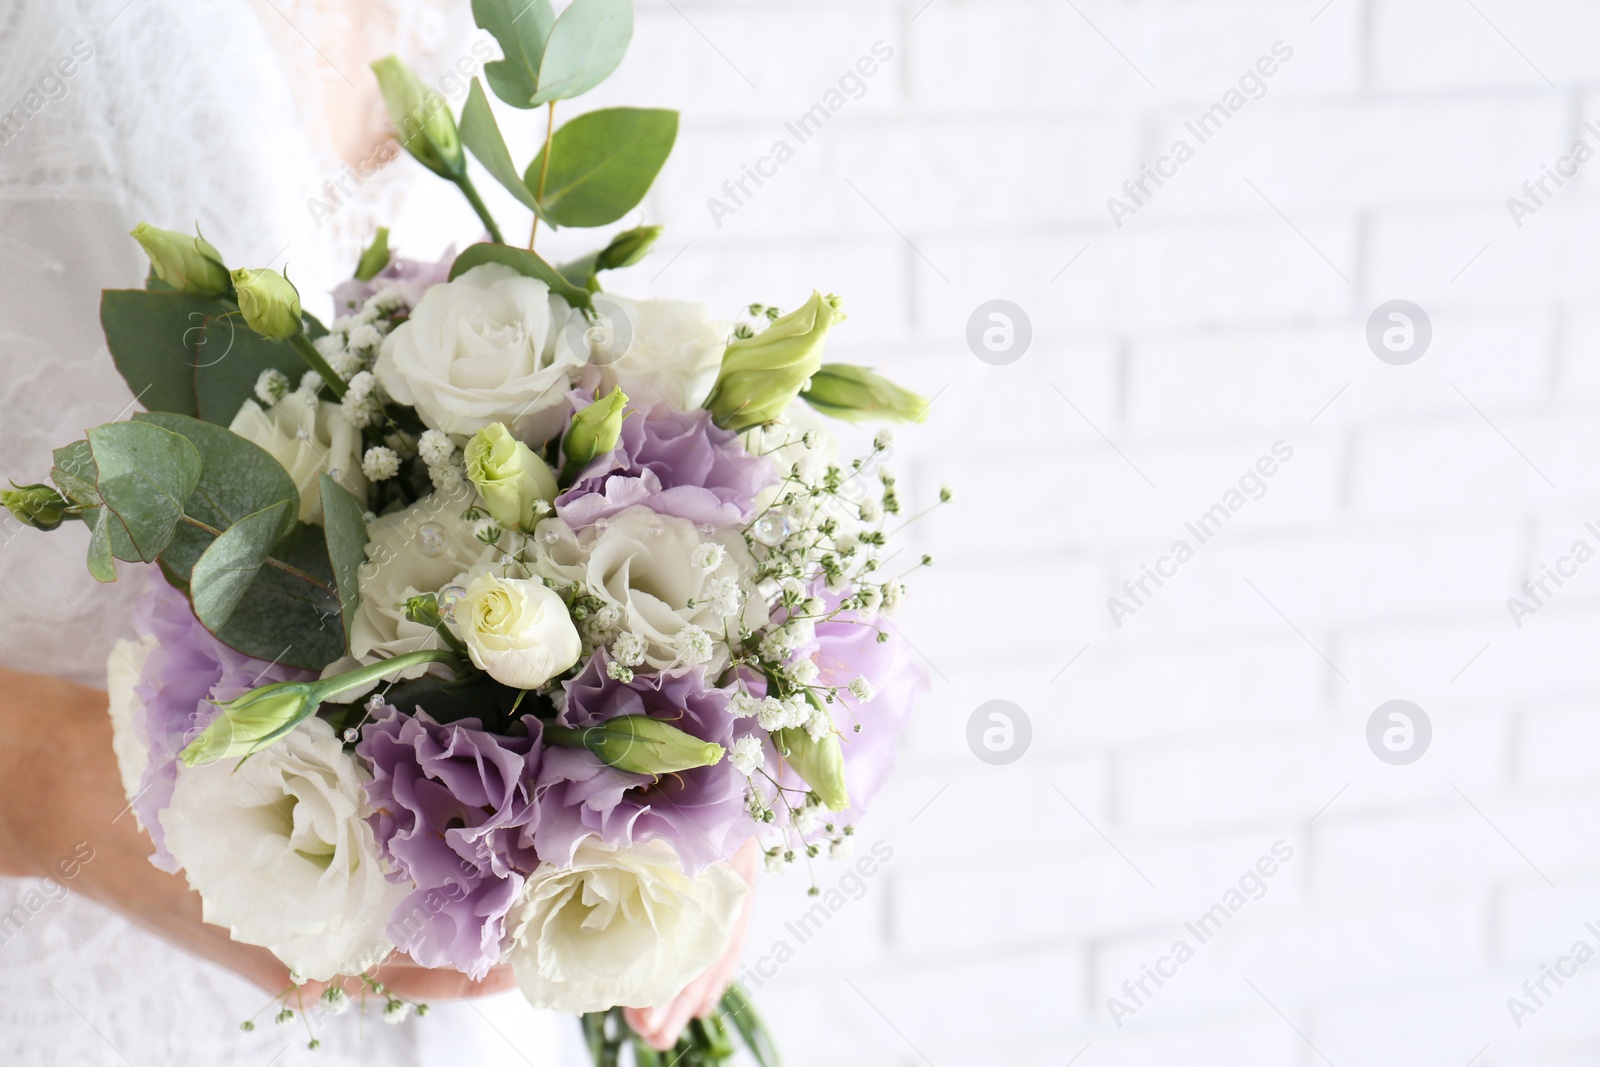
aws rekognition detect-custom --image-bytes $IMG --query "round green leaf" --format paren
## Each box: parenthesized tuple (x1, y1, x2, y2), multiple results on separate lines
(87, 421, 202, 562)
(526, 107, 678, 228)
(530, 0, 633, 105)
(190, 500, 294, 631)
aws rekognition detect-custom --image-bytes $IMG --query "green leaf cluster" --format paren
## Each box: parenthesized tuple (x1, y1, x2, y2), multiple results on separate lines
(377, 0, 675, 276)
(34, 412, 366, 671)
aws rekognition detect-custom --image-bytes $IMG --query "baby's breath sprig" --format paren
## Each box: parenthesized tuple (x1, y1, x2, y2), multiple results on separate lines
(239, 973, 428, 1050)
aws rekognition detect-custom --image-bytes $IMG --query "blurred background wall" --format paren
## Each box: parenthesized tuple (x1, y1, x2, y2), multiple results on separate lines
(347, 1, 1600, 1063)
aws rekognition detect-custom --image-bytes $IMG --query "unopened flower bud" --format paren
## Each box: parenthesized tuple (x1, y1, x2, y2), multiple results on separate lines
(706, 291, 842, 432)
(801, 364, 928, 424)
(371, 55, 464, 178)
(231, 268, 302, 341)
(774, 721, 849, 811)
(130, 223, 231, 296)
(546, 715, 724, 777)
(465, 422, 558, 530)
(1, 483, 69, 531)
(560, 387, 628, 483)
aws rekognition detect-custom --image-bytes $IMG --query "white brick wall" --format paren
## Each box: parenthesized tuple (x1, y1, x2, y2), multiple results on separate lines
(395, 0, 1600, 1062)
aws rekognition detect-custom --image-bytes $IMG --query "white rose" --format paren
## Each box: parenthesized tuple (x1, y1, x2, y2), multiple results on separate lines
(161, 718, 407, 982)
(532, 506, 763, 673)
(374, 263, 586, 443)
(508, 837, 747, 1012)
(588, 296, 730, 412)
(229, 396, 367, 524)
(457, 571, 581, 689)
(346, 486, 492, 677)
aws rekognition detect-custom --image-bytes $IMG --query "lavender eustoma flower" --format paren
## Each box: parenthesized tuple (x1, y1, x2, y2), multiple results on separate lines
(765, 594, 924, 829)
(128, 573, 310, 870)
(556, 400, 775, 530)
(539, 655, 758, 875)
(357, 711, 542, 979)
(330, 247, 454, 316)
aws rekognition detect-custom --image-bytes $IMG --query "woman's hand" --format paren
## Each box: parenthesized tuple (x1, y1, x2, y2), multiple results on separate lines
(0, 667, 515, 1002)
(624, 838, 761, 1050)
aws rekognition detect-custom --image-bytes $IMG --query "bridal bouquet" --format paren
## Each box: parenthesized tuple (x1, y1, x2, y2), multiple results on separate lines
(4, 1, 935, 1062)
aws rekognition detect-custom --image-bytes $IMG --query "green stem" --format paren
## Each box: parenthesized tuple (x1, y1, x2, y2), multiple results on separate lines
(529, 100, 556, 251)
(288, 333, 348, 400)
(314, 649, 460, 702)
(456, 173, 505, 244)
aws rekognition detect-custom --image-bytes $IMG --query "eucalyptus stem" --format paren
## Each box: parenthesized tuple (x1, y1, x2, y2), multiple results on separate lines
(288, 333, 348, 399)
(529, 100, 556, 251)
(176, 515, 336, 594)
(455, 173, 505, 244)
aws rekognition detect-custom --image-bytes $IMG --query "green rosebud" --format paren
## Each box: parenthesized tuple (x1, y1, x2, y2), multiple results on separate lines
(705, 291, 842, 432)
(354, 226, 391, 282)
(546, 716, 725, 777)
(801, 364, 929, 425)
(774, 725, 849, 811)
(130, 223, 231, 297)
(560, 387, 629, 484)
(1, 483, 69, 531)
(230, 267, 302, 341)
(371, 55, 464, 178)
(465, 422, 558, 531)
(180, 649, 456, 765)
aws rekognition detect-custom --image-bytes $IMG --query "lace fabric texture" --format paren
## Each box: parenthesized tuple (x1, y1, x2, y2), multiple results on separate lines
(0, 2, 566, 1062)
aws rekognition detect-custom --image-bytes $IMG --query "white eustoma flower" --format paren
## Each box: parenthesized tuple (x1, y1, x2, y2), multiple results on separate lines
(531, 506, 764, 673)
(508, 838, 747, 1012)
(587, 296, 730, 412)
(229, 396, 367, 524)
(374, 263, 586, 443)
(346, 488, 492, 676)
(457, 572, 582, 689)
(160, 718, 407, 982)
(105, 636, 157, 810)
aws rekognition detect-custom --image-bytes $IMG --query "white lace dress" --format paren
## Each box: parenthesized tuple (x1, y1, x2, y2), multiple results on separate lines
(0, 1, 572, 1062)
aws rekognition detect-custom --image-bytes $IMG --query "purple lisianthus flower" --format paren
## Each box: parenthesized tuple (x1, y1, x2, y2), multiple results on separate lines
(356, 711, 542, 979)
(766, 593, 924, 829)
(556, 398, 776, 530)
(330, 246, 454, 317)
(127, 571, 311, 870)
(539, 655, 758, 875)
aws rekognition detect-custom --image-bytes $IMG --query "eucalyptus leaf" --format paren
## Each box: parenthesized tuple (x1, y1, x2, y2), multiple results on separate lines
(525, 108, 677, 228)
(87, 421, 202, 563)
(460, 78, 540, 209)
(474, 0, 556, 108)
(530, 0, 633, 105)
(190, 500, 294, 632)
(85, 511, 116, 584)
(50, 440, 100, 508)
(100, 289, 320, 426)
(318, 473, 368, 645)
(212, 522, 344, 670)
(132, 412, 298, 587)
(448, 242, 593, 310)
